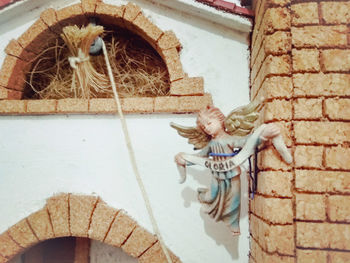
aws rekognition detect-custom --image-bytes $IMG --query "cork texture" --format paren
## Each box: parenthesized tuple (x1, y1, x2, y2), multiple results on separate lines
(170, 77, 204, 95)
(27, 208, 54, 241)
(47, 194, 70, 237)
(27, 100, 56, 114)
(122, 226, 157, 257)
(8, 219, 38, 248)
(0, 232, 22, 259)
(139, 241, 179, 263)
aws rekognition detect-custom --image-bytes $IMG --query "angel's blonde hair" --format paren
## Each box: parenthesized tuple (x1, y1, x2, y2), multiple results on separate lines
(196, 106, 225, 131)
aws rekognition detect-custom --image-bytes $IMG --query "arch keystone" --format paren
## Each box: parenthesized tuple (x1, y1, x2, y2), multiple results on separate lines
(47, 193, 70, 237)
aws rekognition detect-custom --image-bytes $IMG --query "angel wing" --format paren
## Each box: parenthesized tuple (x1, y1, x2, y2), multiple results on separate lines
(170, 122, 210, 150)
(224, 99, 262, 136)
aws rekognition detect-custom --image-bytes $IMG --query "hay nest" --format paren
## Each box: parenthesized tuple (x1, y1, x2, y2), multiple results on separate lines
(24, 24, 169, 99)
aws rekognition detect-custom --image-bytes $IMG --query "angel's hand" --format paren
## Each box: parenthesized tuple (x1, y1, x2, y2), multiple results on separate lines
(175, 152, 186, 167)
(260, 124, 280, 142)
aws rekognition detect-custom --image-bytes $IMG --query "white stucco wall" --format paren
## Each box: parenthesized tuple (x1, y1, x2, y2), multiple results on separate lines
(0, 1, 252, 262)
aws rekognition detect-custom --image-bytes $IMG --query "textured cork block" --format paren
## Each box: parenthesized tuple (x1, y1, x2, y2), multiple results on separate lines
(177, 94, 213, 113)
(0, 87, 8, 99)
(7, 90, 23, 100)
(157, 31, 181, 51)
(328, 195, 350, 222)
(291, 3, 319, 26)
(296, 249, 327, 263)
(88, 202, 118, 241)
(294, 121, 350, 145)
(294, 146, 323, 169)
(5, 39, 36, 62)
(18, 18, 57, 55)
(56, 4, 88, 27)
(8, 219, 38, 248)
(291, 25, 348, 48)
(123, 2, 141, 28)
(328, 251, 350, 263)
(40, 8, 61, 35)
(0, 100, 26, 114)
(122, 226, 157, 257)
(121, 97, 154, 113)
(321, 49, 350, 72)
(27, 100, 57, 114)
(0, 55, 29, 91)
(325, 146, 350, 170)
(81, 0, 98, 15)
(132, 14, 163, 47)
(47, 194, 70, 237)
(139, 241, 179, 263)
(253, 76, 292, 101)
(293, 73, 350, 97)
(170, 77, 204, 95)
(162, 48, 185, 82)
(295, 170, 350, 194)
(104, 211, 137, 247)
(325, 98, 350, 121)
(295, 194, 326, 221)
(95, 2, 124, 27)
(154, 96, 179, 113)
(294, 99, 322, 120)
(0, 232, 22, 259)
(292, 49, 320, 72)
(57, 99, 89, 113)
(320, 2, 350, 24)
(251, 195, 293, 224)
(89, 98, 117, 113)
(69, 194, 98, 237)
(27, 208, 54, 241)
(262, 8, 291, 34)
(257, 171, 293, 197)
(251, 238, 294, 263)
(262, 99, 292, 122)
(258, 146, 291, 171)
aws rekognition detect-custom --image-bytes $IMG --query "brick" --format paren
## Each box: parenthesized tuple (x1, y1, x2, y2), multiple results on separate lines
(274, 121, 292, 147)
(325, 99, 350, 121)
(291, 25, 348, 48)
(81, 0, 97, 15)
(297, 222, 350, 249)
(170, 77, 204, 95)
(292, 49, 320, 72)
(0, 100, 26, 114)
(154, 96, 179, 112)
(56, 4, 88, 27)
(295, 170, 350, 194)
(162, 48, 185, 82)
(0, 232, 22, 259)
(325, 146, 350, 170)
(40, 8, 61, 35)
(47, 194, 70, 237)
(251, 195, 293, 224)
(251, 238, 294, 263)
(89, 202, 118, 241)
(291, 3, 319, 25)
(5, 39, 36, 62)
(321, 49, 350, 72)
(257, 171, 293, 197)
(122, 226, 157, 257)
(123, 2, 141, 24)
(177, 94, 213, 113)
(57, 99, 89, 113)
(27, 208, 54, 241)
(157, 31, 181, 51)
(104, 211, 136, 247)
(7, 90, 23, 100)
(0, 87, 7, 99)
(132, 14, 163, 46)
(293, 73, 350, 97)
(95, 2, 124, 27)
(89, 98, 116, 113)
(328, 195, 350, 222)
(329, 251, 350, 263)
(320, 2, 350, 24)
(262, 99, 292, 122)
(296, 249, 327, 263)
(139, 241, 179, 263)
(69, 195, 98, 237)
(253, 76, 292, 101)
(27, 100, 56, 114)
(294, 99, 322, 120)
(294, 146, 323, 169)
(121, 97, 154, 113)
(0, 55, 28, 90)
(294, 121, 350, 145)
(263, 7, 291, 34)
(258, 146, 292, 171)
(8, 219, 38, 248)
(295, 194, 326, 221)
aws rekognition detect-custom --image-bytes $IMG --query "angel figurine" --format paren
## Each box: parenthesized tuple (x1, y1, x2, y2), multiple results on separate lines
(171, 100, 292, 235)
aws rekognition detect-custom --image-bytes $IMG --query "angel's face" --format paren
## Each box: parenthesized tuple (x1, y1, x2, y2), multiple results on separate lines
(200, 115, 225, 138)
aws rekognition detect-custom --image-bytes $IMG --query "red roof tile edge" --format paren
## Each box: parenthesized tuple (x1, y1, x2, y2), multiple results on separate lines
(195, 0, 254, 17)
(0, 0, 20, 10)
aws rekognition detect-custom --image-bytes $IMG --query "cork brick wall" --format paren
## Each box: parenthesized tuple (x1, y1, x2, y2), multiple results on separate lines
(250, 0, 350, 262)
(0, 194, 180, 263)
(0, 0, 212, 115)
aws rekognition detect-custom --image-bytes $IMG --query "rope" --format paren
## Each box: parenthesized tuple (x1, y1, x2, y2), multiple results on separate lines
(101, 40, 173, 263)
(68, 48, 89, 69)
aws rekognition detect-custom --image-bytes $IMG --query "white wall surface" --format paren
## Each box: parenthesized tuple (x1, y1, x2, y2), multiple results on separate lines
(0, 1, 252, 262)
